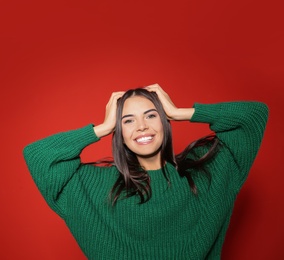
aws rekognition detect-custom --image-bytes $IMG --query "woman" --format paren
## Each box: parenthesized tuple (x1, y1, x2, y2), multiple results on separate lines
(23, 84, 269, 259)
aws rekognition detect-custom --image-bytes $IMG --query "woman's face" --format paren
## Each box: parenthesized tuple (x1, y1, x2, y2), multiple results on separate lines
(121, 95, 164, 160)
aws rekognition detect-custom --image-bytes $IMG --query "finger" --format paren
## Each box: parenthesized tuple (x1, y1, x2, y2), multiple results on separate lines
(106, 91, 125, 107)
(110, 91, 125, 100)
(145, 84, 169, 98)
(145, 83, 160, 88)
(146, 85, 171, 102)
(144, 83, 161, 91)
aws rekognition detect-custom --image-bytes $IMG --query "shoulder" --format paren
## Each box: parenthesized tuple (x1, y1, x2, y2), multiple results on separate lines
(74, 164, 119, 186)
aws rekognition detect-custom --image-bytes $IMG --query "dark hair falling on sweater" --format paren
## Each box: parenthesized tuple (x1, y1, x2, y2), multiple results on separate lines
(107, 88, 221, 205)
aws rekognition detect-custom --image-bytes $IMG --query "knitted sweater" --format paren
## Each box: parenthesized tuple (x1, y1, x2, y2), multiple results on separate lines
(23, 102, 268, 260)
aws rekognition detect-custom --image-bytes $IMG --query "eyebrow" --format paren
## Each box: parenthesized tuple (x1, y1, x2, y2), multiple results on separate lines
(121, 109, 157, 120)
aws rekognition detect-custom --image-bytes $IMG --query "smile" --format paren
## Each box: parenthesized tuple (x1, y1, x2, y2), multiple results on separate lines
(135, 136, 154, 143)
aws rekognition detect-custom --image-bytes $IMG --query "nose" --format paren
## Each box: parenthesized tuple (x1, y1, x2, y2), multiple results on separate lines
(137, 119, 148, 131)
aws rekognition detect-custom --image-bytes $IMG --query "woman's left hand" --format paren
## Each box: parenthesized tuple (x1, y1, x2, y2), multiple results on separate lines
(145, 83, 195, 121)
(145, 83, 179, 120)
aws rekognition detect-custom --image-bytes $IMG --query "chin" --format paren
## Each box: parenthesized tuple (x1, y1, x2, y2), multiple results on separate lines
(135, 147, 162, 159)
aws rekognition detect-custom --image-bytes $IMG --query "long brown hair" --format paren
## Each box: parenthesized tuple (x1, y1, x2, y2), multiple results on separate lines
(109, 88, 220, 205)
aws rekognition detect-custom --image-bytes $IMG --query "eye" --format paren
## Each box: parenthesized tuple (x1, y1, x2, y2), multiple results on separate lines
(123, 119, 134, 124)
(147, 113, 157, 119)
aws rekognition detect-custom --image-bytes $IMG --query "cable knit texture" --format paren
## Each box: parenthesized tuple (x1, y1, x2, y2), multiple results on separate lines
(23, 102, 268, 260)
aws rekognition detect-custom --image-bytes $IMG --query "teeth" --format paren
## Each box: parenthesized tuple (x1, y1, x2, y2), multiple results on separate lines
(136, 136, 153, 143)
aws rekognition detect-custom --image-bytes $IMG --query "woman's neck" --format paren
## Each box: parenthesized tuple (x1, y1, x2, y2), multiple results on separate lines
(137, 154, 162, 171)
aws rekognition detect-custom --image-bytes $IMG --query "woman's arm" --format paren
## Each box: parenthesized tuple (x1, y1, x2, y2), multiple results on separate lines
(23, 91, 124, 218)
(191, 101, 269, 189)
(146, 84, 269, 190)
(23, 125, 99, 218)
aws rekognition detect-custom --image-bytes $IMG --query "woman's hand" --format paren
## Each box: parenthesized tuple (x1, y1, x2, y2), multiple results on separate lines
(94, 91, 125, 138)
(145, 83, 195, 121)
(145, 84, 178, 120)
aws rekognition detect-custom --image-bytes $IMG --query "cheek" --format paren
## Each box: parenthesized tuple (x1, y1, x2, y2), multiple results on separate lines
(160, 128, 164, 139)
(121, 125, 132, 140)
(157, 123, 164, 139)
(153, 120, 164, 133)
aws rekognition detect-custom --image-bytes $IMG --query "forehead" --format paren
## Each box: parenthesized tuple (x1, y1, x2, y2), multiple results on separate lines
(122, 96, 155, 113)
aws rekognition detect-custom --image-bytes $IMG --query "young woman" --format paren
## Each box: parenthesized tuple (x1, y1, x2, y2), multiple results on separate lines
(23, 84, 269, 259)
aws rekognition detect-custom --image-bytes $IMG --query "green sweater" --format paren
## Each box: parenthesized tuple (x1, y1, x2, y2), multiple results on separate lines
(23, 102, 268, 260)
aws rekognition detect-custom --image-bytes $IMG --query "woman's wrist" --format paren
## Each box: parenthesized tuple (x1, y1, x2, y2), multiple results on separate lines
(171, 108, 195, 121)
(93, 124, 113, 138)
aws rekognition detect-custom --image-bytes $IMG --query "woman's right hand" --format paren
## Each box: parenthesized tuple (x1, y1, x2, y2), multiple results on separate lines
(94, 91, 125, 138)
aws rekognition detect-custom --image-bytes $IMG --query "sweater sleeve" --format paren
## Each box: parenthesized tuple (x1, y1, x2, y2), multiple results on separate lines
(190, 101, 269, 190)
(23, 124, 99, 218)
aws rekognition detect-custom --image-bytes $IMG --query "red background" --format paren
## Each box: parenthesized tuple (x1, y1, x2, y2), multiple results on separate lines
(1, 0, 283, 259)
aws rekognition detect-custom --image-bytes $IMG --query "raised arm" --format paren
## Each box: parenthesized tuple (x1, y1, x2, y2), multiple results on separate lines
(23, 125, 98, 218)
(23, 91, 124, 218)
(146, 84, 269, 189)
(191, 101, 268, 188)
